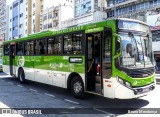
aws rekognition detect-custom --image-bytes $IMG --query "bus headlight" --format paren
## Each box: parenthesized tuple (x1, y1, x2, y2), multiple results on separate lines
(125, 81, 131, 88)
(117, 77, 132, 88)
(117, 77, 124, 84)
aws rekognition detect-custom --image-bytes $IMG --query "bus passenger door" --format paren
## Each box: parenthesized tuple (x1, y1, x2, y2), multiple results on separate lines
(86, 33, 102, 94)
(102, 28, 112, 98)
(9, 44, 16, 75)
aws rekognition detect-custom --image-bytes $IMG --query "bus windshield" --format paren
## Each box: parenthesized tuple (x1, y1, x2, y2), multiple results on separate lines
(119, 33, 154, 68)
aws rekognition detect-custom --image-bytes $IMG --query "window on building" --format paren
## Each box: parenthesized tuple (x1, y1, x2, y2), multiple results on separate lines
(43, 15, 47, 21)
(20, 0, 23, 3)
(55, 12, 58, 17)
(20, 13, 23, 17)
(48, 13, 52, 19)
(16, 42, 24, 55)
(13, 3, 18, 8)
(33, 3, 35, 8)
(48, 23, 52, 28)
(35, 39, 46, 55)
(24, 41, 34, 55)
(48, 36, 62, 55)
(19, 24, 23, 28)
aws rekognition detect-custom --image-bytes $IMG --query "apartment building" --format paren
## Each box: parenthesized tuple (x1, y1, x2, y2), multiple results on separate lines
(6, 0, 43, 40)
(6, 0, 31, 40)
(106, 0, 160, 22)
(43, 0, 73, 10)
(40, 0, 74, 31)
(61, 0, 107, 29)
(0, 0, 6, 43)
(0, 0, 6, 57)
(40, 5, 74, 31)
(31, 0, 43, 34)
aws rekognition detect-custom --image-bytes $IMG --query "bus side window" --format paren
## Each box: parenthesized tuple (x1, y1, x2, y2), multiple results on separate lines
(63, 34, 72, 54)
(16, 42, 24, 55)
(4, 44, 9, 55)
(24, 41, 34, 55)
(63, 33, 82, 55)
(47, 36, 62, 55)
(72, 33, 82, 54)
(35, 39, 46, 55)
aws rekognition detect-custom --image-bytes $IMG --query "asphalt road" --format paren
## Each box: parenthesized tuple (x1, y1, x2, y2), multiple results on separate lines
(0, 72, 159, 117)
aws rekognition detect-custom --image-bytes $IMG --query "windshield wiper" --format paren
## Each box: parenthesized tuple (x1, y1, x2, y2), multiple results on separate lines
(128, 32, 140, 62)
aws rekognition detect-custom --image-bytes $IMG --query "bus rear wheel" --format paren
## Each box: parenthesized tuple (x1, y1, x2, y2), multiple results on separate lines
(18, 69, 26, 84)
(70, 76, 85, 99)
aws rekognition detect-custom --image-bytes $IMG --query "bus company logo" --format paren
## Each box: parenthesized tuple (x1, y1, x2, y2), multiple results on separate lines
(17, 56, 25, 67)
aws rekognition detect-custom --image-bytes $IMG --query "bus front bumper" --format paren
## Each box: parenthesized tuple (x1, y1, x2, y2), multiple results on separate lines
(114, 82, 155, 99)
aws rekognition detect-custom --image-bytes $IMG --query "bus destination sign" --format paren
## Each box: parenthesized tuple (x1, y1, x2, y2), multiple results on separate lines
(118, 20, 150, 33)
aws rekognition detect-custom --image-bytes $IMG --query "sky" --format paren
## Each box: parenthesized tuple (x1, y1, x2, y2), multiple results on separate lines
(6, 0, 15, 5)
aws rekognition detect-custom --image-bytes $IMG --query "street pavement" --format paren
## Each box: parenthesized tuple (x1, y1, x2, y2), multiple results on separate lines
(0, 72, 160, 117)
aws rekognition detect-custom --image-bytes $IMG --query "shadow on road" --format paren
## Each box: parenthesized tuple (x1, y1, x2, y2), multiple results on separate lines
(0, 72, 150, 115)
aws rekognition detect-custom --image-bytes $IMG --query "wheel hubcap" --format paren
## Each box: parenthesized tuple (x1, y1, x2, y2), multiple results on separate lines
(73, 81, 82, 94)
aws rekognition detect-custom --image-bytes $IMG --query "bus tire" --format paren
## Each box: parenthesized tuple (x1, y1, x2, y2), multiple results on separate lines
(18, 69, 26, 84)
(70, 76, 85, 99)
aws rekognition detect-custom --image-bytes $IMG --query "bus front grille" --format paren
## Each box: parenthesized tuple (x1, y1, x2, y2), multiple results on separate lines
(130, 68, 155, 78)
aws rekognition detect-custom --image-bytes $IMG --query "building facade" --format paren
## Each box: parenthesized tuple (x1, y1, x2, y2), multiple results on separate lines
(61, 0, 107, 29)
(31, 0, 43, 34)
(0, 0, 6, 52)
(0, 0, 6, 57)
(7, 0, 31, 40)
(43, 0, 73, 10)
(6, 0, 43, 40)
(106, 0, 160, 22)
(40, 0, 73, 31)
(74, 0, 106, 18)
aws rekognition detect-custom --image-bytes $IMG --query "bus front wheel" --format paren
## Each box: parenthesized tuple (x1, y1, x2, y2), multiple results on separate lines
(70, 76, 85, 99)
(18, 69, 26, 84)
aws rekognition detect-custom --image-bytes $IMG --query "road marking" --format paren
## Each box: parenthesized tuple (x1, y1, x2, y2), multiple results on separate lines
(29, 89, 37, 92)
(93, 108, 111, 114)
(45, 93, 55, 98)
(17, 85, 24, 87)
(8, 82, 13, 84)
(64, 99, 79, 105)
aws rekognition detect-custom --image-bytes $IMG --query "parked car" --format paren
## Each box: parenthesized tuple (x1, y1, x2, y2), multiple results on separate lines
(0, 59, 2, 71)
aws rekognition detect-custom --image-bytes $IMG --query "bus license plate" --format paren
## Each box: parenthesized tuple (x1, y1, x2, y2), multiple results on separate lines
(143, 88, 149, 93)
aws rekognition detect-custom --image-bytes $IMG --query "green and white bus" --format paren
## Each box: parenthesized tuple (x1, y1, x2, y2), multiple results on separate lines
(3, 18, 155, 99)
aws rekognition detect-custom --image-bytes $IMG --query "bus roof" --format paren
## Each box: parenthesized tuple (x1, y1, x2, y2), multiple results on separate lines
(3, 18, 148, 44)
(4, 19, 117, 44)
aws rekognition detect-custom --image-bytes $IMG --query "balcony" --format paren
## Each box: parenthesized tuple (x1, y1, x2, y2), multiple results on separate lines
(106, 0, 139, 11)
